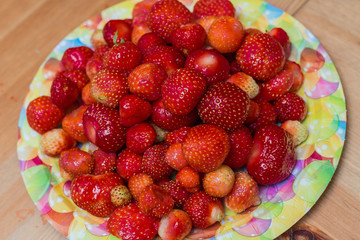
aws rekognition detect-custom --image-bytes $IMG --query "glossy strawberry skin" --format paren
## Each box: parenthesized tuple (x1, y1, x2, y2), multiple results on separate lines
(274, 92, 307, 122)
(102, 20, 132, 47)
(59, 147, 94, 178)
(170, 23, 206, 55)
(259, 69, 294, 101)
(116, 149, 143, 181)
(119, 94, 152, 127)
(142, 144, 173, 181)
(61, 69, 89, 91)
(137, 32, 166, 54)
(92, 149, 117, 175)
(61, 46, 94, 71)
(103, 42, 142, 72)
(62, 105, 89, 142)
(193, 0, 235, 19)
(158, 179, 191, 207)
(26, 96, 64, 134)
(158, 209, 192, 240)
(126, 123, 156, 154)
(50, 74, 80, 109)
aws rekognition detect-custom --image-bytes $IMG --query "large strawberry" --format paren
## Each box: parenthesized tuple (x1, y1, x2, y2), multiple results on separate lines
(61, 46, 93, 71)
(142, 144, 173, 181)
(59, 147, 94, 179)
(193, 0, 235, 19)
(102, 20, 132, 47)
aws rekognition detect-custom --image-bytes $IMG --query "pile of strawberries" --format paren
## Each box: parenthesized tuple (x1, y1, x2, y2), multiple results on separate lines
(26, 0, 309, 239)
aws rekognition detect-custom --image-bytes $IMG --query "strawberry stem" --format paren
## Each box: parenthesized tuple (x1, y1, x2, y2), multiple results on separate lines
(113, 30, 118, 45)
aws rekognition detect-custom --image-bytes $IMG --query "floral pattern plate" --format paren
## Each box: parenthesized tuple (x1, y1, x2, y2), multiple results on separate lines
(17, 0, 346, 239)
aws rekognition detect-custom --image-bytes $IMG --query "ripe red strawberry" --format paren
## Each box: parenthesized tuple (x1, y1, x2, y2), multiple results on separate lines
(183, 191, 224, 229)
(107, 203, 159, 240)
(138, 184, 174, 218)
(61, 46, 93, 71)
(128, 173, 154, 201)
(249, 98, 277, 132)
(247, 124, 296, 185)
(111, 185, 132, 207)
(142, 144, 173, 181)
(158, 179, 191, 207)
(103, 41, 142, 72)
(85, 55, 104, 81)
(182, 124, 231, 173)
(224, 171, 260, 213)
(83, 103, 127, 153)
(143, 45, 185, 75)
(62, 105, 89, 142)
(92, 148, 117, 175)
(268, 27, 291, 59)
(236, 33, 285, 81)
(162, 68, 207, 116)
(274, 92, 307, 122)
(224, 126, 253, 168)
(71, 172, 123, 217)
(146, 0, 193, 42)
(119, 94, 152, 127)
(137, 32, 166, 54)
(259, 69, 294, 101)
(81, 83, 97, 105)
(202, 165, 235, 198)
(128, 63, 167, 101)
(60, 69, 89, 91)
(151, 99, 198, 131)
(198, 82, 250, 132)
(164, 126, 191, 145)
(126, 123, 156, 154)
(116, 149, 143, 180)
(208, 16, 244, 53)
(59, 147, 94, 178)
(226, 72, 260, 99)
(40, 129, 76, 157)
(158, 209, 192, 240)
(26, 96, 64, 134)
(244, 100, 260, 124)
(170, 23, 206, 55)
(102, 20, 132, 47)
(285, 60, 304, 92)
(50, 74, 80, 109)
(165, 143, 188, 171)
(185, 49, 230, 86)
(193, 0, 235, 19)
(176, 166, 201, 190)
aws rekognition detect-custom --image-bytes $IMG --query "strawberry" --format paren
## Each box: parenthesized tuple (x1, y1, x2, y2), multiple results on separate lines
(176, 166, 201, 190)
(281, 120, 308, 146)
(62, 105, 89, 142)
(230, 60, 242, 74)
(26, 96, 64, 134)
(202, 165, 235, 198)
(151, 99, 198, 131)
(268, 27, 291, 59)
(50, 74, 80, 109)
(285, 60, 304, 92)
(71, 172, 123, 217)
(208, 16, 244, 53)
(61, 46, 93, 71)
(224, 171, 260, 213)
(164, 126, 191, 145)
(183, 191, 224, 229)
(83, 102, 127, 153)
(85, 55, 104, 81)
(40, 128, 76, 157)
(102, 20, 132, 47)
(226, 72, 260, 99)
(236, 33, 285, 81)
(170, 23, 206, 55)
(157, 179, 191, 207)
(182, 124, 231, 173)
(128, 173, 154, 201)
(103, 41, 142, 72)
(158, 209, 192, 240)
(244, 100, 260, 124)
(81, 83, 97, 105)
(196, 16, 219, 34)
(142, 144, 173, 181)
(185, 49, 230, 86)
(143, 45, 185, 75)
(60, 69, 89, 91)
(128, 63, 167, 101)
(193, 0, 235, 19)
(138, 184, 174, 218)
(59, 147, 94, 178)
(248, 98, 277, 132)
(197, 82, 250, 132)
(274, 92, 307, 122)
(116, 149, 143, 180)
(259, 69, 294, 101)
(247, 124, 296, 185)
(146, 0, 193, 42)
(111, 185, 132, 207)
(165, 143, 188, 171)
(126, 123, 156, 154)
(92, 148, 117, 175)
(119, 94, 152, 127)
(107, 203, 159, 240)
(162, 68, 207, 116)
(224, 126, 253, 168)
(137, 32, 166, 54)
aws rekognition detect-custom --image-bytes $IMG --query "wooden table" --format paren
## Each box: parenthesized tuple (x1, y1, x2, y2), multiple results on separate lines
(0, 0, 359, 239)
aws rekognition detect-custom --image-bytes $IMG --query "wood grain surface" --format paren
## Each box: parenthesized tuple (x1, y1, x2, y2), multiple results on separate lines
(0, 0, 359, 239)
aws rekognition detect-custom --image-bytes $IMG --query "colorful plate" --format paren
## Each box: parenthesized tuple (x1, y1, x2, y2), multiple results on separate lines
(17, 0, 346, 239)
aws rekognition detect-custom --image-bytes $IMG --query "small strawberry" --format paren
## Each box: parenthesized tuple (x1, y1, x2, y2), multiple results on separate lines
(111, 185, 132, 207)
(62, 105, 89, 142)
(40, 128, 76, 157)
(162, 68, 207, 116)
(50, 74, 80, 109)
(102, 20, 132, 47)
(107, 203, 159, 240)
(137, 32, 166, 54)
(247, 124, 296, 185)
(92, 148, 117, 175)
(146, 0, 193, 42)
(119, 94, 152, 127)
(183, 191, 224, 229)
(81, 83, 97, 105)
(268, 27, 292, 59)
(202, 165, 235, 198)
(193, 0, 235, 19)
(236, 33, 285, 81)
(281, 120, 308, 146)
(198, 82, 250, 132)
(83, 103, 127, 152)
(128, 173, 154, 201)
(126, 123, 156, 154)
(226, 72, 260, 99)
(259, 69, 294, 101)
(70, 172, 123, 217)
(170, 23, 206, 55)
(138, 184, 174, 218)
(224, 171, 260, 213)
(248, 98, 277, 132)
(85, 55, 104, 81)
(158, 209, 192, 240)
(128, 63, 167, 101)
(116, 149, 143, 180)
(164, 126, 191, 145)
(142, 144, 173, 181)
(157, 179, 191, 207)
(182, 124, 231, 173)
(59, 147, 94, 178)
(274, 92, 307, 122)
(285, 60, 304, 92)
(61, 46, 94, 71)
(176, 166, 201, 190)
(165, 143, 188, 171)
(244, 100, 260, 124)
(26, 96, 64, 134)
